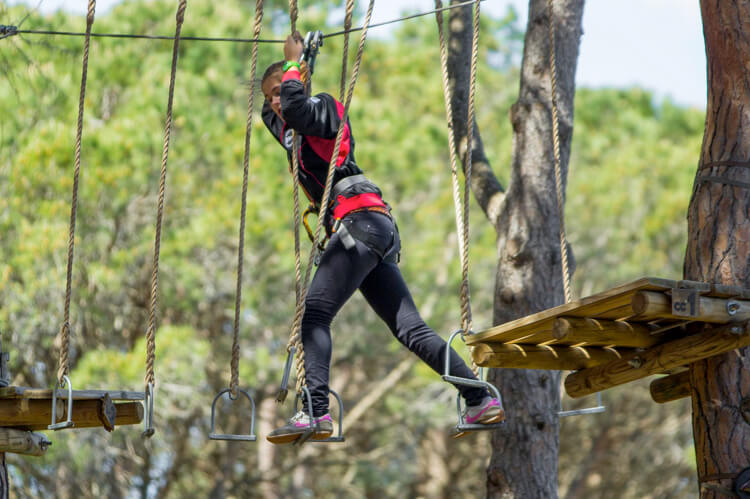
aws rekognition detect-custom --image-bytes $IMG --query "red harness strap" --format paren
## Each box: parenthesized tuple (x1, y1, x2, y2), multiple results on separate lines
(332, 192, 386, 220)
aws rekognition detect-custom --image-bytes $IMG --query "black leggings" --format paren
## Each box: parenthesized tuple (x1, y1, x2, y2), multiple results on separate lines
(301, 210, 488, 417)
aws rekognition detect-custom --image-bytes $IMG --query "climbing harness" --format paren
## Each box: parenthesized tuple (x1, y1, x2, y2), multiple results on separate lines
(434, 0, 504, 437)
(275, 0, 376, 445)
(207, 0, 264, 443)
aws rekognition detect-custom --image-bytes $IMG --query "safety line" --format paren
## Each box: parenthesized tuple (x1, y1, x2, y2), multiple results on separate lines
(5, 0, 485, 44)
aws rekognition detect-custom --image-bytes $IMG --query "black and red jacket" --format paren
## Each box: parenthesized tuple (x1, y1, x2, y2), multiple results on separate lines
(261, 66, 386, 227)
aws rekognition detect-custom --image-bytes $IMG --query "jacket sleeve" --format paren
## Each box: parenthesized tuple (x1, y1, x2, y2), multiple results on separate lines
(280, 72, 341, 139)
(262, 99, 285, 146)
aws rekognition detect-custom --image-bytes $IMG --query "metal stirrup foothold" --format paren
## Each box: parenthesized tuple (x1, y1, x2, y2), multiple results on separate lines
(209, 388, 257, 441)
(559, 391, 606, 418)
(141, 382, 155, 438)
(48, 375, 75, 430)
(276, 346, 296, 403)
(442, 330, 505, 434)
(292, 386, 345, 446)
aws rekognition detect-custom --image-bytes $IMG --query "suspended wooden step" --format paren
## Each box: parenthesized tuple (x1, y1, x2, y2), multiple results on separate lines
(467, 277, 750, 398)
(0, 386, 144, 432)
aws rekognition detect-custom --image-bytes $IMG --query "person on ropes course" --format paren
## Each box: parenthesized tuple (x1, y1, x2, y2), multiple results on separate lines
(261, 32, 504, 444)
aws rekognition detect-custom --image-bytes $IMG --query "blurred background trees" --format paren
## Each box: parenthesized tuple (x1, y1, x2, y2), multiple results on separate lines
(0, 1, 701, 497)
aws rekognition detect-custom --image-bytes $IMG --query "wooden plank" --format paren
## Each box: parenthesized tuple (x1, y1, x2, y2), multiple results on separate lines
(22, 402, 143, 431)
(564, 321, 750, 398)
(552, 317, 661, 348)
(0, 387, 144, 401)
(0, 399, 64, 428)
(471, 342, 634, 370)
(650, 371, 691, 403)
(632, 291, 750, 323)
(466, 277, 679, 345)
(0, 429, 50, 457)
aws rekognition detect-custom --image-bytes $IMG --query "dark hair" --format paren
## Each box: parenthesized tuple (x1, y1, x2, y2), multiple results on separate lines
(262, 61, 285, 86)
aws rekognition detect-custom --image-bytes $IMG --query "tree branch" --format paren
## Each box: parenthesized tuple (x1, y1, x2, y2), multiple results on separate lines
(447, 0, 505, 227)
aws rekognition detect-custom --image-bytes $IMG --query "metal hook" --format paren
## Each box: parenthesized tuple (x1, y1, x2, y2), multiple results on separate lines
(276, 346, 296, 403)
(141, 382, 155, 438)
(208, 388, 257, 441)
(48, 375, 75, 430)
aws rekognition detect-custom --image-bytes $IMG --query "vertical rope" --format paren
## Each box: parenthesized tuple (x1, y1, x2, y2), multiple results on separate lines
(339, 0, 355, 101)
(229, 0, 263, 399)
(547, 0, 573, 304)
(435, 0, 480, 376)
(286, 0, 377, 396)
(57, 0, 96, 384)
(144, 0, 187, 389)
(460, 0, 480, 335)
(288, 0, 298, 33)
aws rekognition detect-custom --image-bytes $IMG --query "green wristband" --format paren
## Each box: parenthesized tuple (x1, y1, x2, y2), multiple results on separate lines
(283, 61, 301, 72)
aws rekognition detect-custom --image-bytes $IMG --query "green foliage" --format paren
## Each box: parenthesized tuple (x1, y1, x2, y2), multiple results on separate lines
(0, 0, 701, 497)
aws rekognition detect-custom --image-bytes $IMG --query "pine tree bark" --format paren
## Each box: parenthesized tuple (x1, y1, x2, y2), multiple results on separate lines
(447, 0, 584, 497)
(686, 2, 750, 497)
(0, 454, 6, 499)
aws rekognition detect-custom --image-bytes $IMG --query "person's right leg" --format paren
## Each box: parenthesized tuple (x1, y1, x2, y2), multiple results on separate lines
(267, 230, 380, 444)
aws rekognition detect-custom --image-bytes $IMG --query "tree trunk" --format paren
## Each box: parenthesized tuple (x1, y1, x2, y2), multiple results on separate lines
(0, 454, 7, 499)
(447, 0, 584, 496)
(686, 2, 750, 497)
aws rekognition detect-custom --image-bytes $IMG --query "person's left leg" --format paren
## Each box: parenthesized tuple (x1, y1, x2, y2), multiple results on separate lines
(358, 258, 489, 407)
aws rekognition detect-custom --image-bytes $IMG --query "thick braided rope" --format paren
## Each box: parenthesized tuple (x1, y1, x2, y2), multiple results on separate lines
(290, 0, 376, 395)
(339, 0, 355, 101)
(460, 0, 480, 335)
(144, 0, 187, 388)
(283, 0, 307, 385)
(547, 0, 573, 304)
(288, 0, 298, 33)
(57, 0, 96, 384)
(434, 0, 480, 376)
(229, 0, 263, 398)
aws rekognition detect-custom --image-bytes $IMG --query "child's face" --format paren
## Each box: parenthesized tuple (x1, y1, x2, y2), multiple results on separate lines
(262, 72, 283, 120)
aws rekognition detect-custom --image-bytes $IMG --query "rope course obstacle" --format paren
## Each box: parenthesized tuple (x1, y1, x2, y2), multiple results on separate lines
(0, 0, 501, 458)
(207, 0, 264, 443)
(2, 0, 746, 466)
(0, 0, 191, 454)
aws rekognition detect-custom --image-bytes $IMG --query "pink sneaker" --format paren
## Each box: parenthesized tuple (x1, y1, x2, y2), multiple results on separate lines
(465, 396, 504, 425)
(266, 411, 333, 444)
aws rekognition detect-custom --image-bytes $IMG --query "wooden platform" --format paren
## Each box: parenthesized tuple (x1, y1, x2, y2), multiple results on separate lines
(466, 277, 750, 399)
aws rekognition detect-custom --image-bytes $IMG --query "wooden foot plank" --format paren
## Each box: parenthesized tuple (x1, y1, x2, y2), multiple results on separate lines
(471, 342, 634, 370)
(0, 399, 142, 432)
(650, 371, 691, 403)
(552, 317, 661, 348)
(564, 321, 750, 398)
